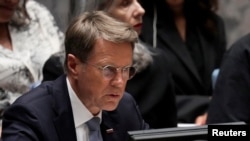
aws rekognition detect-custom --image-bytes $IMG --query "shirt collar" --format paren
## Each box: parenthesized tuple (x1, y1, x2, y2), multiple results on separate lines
(66, 77, 102, 128)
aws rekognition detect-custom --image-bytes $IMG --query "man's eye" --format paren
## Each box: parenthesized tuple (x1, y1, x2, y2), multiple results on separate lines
(123, 67, 130, 72)
(105, 66, 116, 72)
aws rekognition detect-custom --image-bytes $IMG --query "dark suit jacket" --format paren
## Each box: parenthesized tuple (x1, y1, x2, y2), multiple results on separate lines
(126, 47, 177, 128)
(140, 2, 226, 123)
(1, 75, 149, 141)
(207, 33, 250, 124)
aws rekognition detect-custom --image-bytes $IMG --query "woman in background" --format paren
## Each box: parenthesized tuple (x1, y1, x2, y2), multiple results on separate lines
(0, 0, 63, 117)
(140, 0, 226, 124)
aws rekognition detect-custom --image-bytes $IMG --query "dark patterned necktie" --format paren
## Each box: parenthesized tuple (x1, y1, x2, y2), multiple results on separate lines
(86, 117, 103, 141)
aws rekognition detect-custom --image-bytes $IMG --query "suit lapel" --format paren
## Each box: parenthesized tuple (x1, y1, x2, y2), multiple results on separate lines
(197, 30, 215, 88)
(52, 75, 77, 141)
(157, 24, 202, 84)
(101, 110, 121, 141)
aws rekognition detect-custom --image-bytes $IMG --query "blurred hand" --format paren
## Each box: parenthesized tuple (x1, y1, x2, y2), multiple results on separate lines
(195, 112, 207, 125)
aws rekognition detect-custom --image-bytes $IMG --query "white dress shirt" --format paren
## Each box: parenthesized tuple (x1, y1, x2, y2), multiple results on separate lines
(67, 78, 102, 141)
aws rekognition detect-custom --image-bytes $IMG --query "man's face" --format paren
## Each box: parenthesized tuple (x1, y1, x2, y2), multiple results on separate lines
(68, 39, 133, 115)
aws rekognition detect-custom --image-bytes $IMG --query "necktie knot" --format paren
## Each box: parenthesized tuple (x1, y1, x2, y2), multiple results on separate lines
(86, 117, 103, 141)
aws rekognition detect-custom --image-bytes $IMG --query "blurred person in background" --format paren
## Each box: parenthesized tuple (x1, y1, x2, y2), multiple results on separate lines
(206, 33, 250, 124)
(140, 0, 227, 125)
(0, 0, 63, 121)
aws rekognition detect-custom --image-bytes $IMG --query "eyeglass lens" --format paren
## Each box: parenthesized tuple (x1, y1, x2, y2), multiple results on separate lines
(102, 66, 136, 80)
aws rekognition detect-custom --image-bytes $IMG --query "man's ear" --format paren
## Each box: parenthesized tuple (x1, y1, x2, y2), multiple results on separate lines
(67, 54, 81, 78)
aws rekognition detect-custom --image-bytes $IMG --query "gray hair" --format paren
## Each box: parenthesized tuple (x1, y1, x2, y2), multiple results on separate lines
(83, 0, 111, 12)
(64, 11, 138, 71)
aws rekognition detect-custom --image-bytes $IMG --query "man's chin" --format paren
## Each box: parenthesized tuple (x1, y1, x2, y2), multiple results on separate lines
(103, 102, 119, 111)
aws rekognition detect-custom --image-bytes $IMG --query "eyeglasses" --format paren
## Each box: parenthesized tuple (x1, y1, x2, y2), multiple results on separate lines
(84, 62, 136, 80)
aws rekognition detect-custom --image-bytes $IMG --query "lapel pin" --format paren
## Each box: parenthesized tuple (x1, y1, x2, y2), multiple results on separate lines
(106, 128, 114, 133)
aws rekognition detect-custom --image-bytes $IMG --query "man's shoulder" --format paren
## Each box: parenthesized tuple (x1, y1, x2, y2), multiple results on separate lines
(120, 92, 135, 103)
(13, 76, 66, 107)
(114, 92, 138, 113)
(13, 81, 54, 106)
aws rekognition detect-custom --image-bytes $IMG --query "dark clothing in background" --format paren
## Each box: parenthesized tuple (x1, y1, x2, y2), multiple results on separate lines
(140, 0, 226, 123)
(42, 51, 65, 82)
(207, 33, 250, 124)
(126, 47, 178, 128)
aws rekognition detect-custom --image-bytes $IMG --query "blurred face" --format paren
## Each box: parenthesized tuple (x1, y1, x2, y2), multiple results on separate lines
(107, 0, 145, 34)
(67, 39, 134, 115)
(0, 0, 19, 23)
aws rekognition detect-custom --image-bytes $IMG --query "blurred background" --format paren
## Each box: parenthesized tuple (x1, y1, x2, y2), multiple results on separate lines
(35, 0, 250, 49)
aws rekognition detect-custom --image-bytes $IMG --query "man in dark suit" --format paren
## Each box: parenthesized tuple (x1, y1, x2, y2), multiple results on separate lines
(1, 11, 149, 141)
